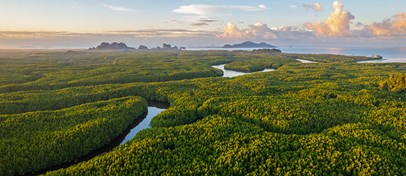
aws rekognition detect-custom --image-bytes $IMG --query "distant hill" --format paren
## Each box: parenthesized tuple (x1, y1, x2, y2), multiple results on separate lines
(89, 42, 135, 50)
(89, 42, 186, 51)
(223, 41, 274, 48)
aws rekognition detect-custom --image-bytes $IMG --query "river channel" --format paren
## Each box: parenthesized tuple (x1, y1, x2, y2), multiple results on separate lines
(37, 64, 277, 174)
(35, 101, 168, 175)
(212, 64, 275, 78)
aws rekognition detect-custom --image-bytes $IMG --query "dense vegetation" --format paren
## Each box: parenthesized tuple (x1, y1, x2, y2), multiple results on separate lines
(0, 96, 147, 175)
(379, 74, 406, 93)
(0, 50, 404, 175)
(223, 54, 296, 72)
(284, 53, 381, 63)
(0, 50, 225, 93)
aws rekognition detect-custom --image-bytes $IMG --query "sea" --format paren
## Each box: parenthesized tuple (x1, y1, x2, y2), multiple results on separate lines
(188, 46, 406, 63)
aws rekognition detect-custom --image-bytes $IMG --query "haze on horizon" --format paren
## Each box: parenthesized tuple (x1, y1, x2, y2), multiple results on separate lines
(0, 0, 405, 49)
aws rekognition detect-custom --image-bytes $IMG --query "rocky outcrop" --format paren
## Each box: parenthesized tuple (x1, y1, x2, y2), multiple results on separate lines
(89, 43, 186, 51)
(152, 44, 181, 51)
(138, 45, 148, 50)
(89, 42, 135, 50)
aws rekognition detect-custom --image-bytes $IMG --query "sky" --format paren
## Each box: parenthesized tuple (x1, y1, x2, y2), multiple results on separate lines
(0, 0, 405, 49)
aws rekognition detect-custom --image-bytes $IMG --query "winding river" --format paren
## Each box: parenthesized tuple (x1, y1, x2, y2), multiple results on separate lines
(37, 64, 271, 174)
(37, 65, 276, 174)
(212, 64, 275, 78)
(35, 101, 169, 175)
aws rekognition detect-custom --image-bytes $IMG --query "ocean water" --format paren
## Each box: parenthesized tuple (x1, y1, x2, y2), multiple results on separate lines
(189, 46, 406, 63)
(279, 46, 406, 63)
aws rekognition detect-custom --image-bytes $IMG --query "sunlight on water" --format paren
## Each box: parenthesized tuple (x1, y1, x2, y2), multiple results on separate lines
(296, 59, 318, 63)
(120, 106, 166, 145)
(212, 64, 275, 78)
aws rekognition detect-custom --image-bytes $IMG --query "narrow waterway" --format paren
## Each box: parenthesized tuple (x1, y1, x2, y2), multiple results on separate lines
(296, 59, 318, 63)
(212, 64, 275, 78)
(120, 103, 167, 145)
(34, 101, 169, 175)
(35, 64, 277, 175)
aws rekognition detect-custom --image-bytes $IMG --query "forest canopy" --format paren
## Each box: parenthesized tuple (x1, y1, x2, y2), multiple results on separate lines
(0, 50, 404, 175)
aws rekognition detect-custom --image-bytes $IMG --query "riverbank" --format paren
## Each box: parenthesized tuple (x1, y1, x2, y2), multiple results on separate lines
(33, 101, 169, 175)
(212, 64, 275, 78)
(189, 46, 406, 63)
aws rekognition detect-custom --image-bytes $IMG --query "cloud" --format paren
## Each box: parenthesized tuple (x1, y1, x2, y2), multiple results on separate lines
(366, 12, 406, 37)
(219, 22, 314, 41)
(0, 31, 91, 39)
(105, 29, 218, 38)
(190, 18, 219, 26)
(165, 20, 183, 24)
(173, 4, 267, 16)
(301, 3, 323, 12)
(101, 4, 135, 12)
(0, 29, 218, 40)
(220, 23, 245, 39)
(0, 30, 221, 49)
(305, 1, 354, 37)
(302, 1, 404, 38)
(290, 3, 322, 12)
(191, 22, 209, 26)
(197, 18, 218, 23)
(229, 4, 267, 12)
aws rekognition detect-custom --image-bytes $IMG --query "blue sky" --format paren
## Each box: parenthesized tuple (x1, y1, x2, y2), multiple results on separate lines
(0, 0, 405, 48)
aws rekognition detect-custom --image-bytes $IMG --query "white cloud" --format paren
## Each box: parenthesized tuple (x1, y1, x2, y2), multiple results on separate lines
(173, 4, 267, 16)
(258, 4, 267, 9)
(173, 5, 216, 16)
(291, 3, 322, 12)
(229, 4, 267, 12)
(290, 4, 299, 9)
(101, 4, 135, 12)
(305, 1, 354, 37)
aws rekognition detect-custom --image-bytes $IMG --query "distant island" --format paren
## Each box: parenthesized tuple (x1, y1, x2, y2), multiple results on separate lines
(223, 41, 274, 48)
(89, 42, 135, 50)
(89, 42, 186, 51)
(152, 43, 186, 51)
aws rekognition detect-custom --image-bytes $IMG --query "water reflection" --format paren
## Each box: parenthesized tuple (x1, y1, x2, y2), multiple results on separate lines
(296, 59, 317, 63)
(358, 58, 406, 63)
(120, 105, 166, 145)
(212, 64, 275, 78)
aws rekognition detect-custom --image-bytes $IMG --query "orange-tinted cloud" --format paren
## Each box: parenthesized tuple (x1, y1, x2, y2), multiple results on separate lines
(301, 3, 323, 12)
(221, 23, 244, 38)
(219, 22, 315, 41)
(219, 22, 277, 40)
(305, 1, 354, 37)
(367, 12, 406, 37)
